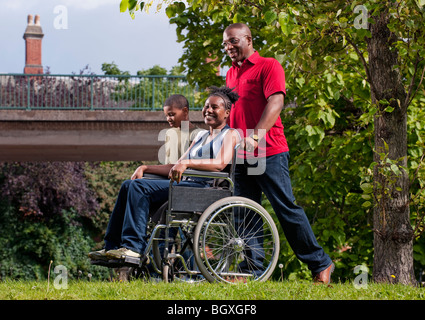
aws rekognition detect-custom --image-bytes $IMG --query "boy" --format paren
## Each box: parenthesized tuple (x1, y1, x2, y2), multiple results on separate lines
(161, 94, 202, 165)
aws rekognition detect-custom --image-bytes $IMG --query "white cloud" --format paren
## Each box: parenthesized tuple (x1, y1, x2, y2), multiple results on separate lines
(60, 0, 120, 11)
(2, 0, 34, 10)
(1, 0, 120, 11)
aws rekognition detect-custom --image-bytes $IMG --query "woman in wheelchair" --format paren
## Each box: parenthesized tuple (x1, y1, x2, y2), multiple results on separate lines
(89, 86, 241, 263)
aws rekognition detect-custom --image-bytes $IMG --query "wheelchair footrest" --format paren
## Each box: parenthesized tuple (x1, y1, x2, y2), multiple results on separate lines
(124, 256, 140, 265)
(90, 255, 149, 268)
(90, 259, 112, 267)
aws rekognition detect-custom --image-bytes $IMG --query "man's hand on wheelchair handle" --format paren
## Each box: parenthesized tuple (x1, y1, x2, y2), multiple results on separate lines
(241, 136, 258, 153)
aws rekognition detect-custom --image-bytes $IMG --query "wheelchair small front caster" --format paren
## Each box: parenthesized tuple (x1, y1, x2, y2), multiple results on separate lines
(162, 262, 174, 282)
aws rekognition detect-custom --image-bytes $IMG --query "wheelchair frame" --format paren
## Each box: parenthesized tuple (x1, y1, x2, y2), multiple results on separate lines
(93, 146, 280, 283)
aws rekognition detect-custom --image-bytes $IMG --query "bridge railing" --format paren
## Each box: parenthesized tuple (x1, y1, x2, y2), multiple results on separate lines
(0, 73, 204, 111)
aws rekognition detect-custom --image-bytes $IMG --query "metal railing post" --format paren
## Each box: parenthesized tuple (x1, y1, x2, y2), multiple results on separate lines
(151, 77, 155, 110)
(90, 76, 94, 110)
(26, 75, 31, 110)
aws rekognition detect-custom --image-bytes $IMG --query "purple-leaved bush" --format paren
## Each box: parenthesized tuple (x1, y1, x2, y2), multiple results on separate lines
(0, 162, 98, 221)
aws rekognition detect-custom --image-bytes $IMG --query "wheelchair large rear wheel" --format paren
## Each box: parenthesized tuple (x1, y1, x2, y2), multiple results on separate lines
(193, 196, 280, 283)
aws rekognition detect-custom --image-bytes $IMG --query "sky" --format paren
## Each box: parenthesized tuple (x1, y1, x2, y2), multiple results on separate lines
(0, 0, 184, 75)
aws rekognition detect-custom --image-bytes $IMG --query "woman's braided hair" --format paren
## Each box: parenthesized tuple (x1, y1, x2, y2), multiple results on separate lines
(207, 86, 239, 110)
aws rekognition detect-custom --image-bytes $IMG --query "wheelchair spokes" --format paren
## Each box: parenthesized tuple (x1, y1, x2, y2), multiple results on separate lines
(193, 197, 279, 283)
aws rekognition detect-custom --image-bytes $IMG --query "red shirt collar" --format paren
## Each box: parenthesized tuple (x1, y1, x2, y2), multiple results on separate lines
(231, 50, 260, 68)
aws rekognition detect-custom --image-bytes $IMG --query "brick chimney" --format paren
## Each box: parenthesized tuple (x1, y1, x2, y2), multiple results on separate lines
(23, 14, 44, 74)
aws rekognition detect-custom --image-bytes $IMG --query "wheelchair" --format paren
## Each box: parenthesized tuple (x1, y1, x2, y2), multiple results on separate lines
(92, 146, 280, 284)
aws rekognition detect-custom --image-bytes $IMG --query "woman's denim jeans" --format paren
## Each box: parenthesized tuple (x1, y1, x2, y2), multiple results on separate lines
(104, 178, 208, 254)
(234, 152, 332, 275)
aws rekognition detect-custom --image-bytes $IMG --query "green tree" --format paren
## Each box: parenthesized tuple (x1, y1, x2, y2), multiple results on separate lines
(137, 64, 168, 76)
(101, 61, 130, 76)
(101, 62, 203, 109)
(121, 0, 425, 284)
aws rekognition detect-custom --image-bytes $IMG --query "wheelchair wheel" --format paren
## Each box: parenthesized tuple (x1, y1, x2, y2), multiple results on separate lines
(193, 196, 280, 283)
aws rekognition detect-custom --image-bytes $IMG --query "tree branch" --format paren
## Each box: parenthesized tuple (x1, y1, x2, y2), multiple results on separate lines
(241, 0, 263, 10)
(404, 52, 421, 107)
(410, 153, 425, 238)
(345, 36, 378, 98)
(410, 153, 425, 188)
(337, 61, 368, 83)
(405, 61, 425, 111)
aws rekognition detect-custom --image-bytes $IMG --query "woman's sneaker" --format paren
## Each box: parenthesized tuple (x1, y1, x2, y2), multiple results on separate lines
(88, 249, 108, 261)
(105, 247, 141, 260)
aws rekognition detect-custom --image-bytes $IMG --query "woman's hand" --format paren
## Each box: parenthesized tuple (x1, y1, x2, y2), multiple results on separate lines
(169, 163, 187, 183)
(131, 165, 147, 180)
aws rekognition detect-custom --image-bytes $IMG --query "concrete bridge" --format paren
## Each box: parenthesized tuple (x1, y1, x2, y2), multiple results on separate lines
(0, 73, 206, 162)
(0, 109, 205, 162)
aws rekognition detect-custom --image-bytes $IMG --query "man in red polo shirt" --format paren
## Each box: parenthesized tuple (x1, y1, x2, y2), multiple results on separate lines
(223, 23, 334, 284)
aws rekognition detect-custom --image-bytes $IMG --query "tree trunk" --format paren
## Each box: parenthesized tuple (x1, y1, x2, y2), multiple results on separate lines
(366, 10, 416, 285)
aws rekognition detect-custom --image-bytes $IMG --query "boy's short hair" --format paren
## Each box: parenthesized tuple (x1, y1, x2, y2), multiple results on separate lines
(163, 94, 190, 110)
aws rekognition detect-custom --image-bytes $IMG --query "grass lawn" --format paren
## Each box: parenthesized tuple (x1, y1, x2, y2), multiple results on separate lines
(1, 279, 423, 319)
(0, 279, 424, 300)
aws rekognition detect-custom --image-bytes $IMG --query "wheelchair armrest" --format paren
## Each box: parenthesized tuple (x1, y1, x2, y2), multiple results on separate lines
(142, 173, 169, 180)
(143, 170, 229, 180)
(182, 169, 229, 179)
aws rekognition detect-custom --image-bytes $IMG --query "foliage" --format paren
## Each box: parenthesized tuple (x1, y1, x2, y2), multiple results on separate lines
(0, 160, 152, 280)
(0, 162, 108, 280)
(84, 161, 141, 238)
(0, 202, 109, 281)
(0, 162, 98, 221)
(102, 62, 180, 77)
(408, 96, 425, 275)
(101, 62, 204, 110)
(101, 61, 131, 76)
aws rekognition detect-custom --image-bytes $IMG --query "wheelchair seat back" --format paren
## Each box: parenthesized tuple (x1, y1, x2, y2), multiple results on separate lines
(169, 144, 239, 213)
(169, 185, 231, 213)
